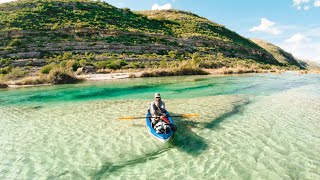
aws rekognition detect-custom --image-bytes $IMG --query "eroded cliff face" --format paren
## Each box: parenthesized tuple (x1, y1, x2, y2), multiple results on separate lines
(0, 28, 277, 66)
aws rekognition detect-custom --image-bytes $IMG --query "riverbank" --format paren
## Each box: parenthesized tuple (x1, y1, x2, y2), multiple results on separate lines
(1, 67, 320, 89)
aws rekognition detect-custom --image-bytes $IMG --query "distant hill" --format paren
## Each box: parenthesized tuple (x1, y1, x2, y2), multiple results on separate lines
(251, 38, 303, 68)
(298, 59, 320, 70)
(0, 0, 302, 69)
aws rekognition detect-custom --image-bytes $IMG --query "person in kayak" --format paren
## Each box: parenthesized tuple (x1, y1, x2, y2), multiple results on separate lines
(150, 92, 167, 125)
(150, 93, 177, 133)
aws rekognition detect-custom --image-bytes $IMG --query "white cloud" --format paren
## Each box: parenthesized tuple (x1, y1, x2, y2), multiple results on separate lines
(152, 3, 172, 10)
(285, 33, 310, 43)
(0, 0, 16, 3)
(281, 33, 320, 62)
(292, 0, 320, 9)
(293, 0, 310, 6)
(292, 0, 314, 10)
(249, 18, 282, 35)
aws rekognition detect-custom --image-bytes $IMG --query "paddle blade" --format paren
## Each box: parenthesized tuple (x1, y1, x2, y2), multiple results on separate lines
(181, 113, 200, 118)
(117, 116, 135, 120)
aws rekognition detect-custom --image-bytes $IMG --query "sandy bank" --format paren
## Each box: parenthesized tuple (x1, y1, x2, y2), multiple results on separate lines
(76, 72, 141, 81)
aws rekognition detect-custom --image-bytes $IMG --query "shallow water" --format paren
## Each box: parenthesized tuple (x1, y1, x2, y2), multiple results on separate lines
(0, 73, 319, 179)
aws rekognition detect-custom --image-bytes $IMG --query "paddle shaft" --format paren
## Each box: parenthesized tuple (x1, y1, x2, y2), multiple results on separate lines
(130, 115, 184, 119)
(117, 113, 200, 120)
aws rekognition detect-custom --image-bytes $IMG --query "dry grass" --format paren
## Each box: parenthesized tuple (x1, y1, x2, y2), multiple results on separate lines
(299, 70, 309, 74)
(205, 65, 286, 75)
(140, 60, 209, 77)
(304, 70, 320, 74)
(140, 67, 208, 77)
(14, 75, 49, 85)
(128, 73, 137, 78)
(96, 68, 112, 74)
(5, 67, 81, 86)
(75, 67, 84, 75)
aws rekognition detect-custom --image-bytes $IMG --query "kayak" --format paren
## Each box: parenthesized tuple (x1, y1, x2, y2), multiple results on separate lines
(146, 110, 174, 143)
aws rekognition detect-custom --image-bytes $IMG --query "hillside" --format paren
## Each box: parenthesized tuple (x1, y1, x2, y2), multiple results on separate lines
(252, 38, 320, 70)
(251, 38, 303, 68)
(298, 59, 320, 70)
(0, 0, 307, 78)
(137, 10, 277, 63)
(0, 0, 281, 64)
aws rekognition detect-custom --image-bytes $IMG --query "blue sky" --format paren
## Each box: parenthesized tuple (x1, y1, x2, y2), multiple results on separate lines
(1, 0, 319, 62)
(103, 0, 320, 62)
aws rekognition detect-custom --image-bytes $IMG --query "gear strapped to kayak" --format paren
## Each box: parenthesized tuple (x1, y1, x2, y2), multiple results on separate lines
(160, 116, 177, 132)
(146, 110, 175, 143)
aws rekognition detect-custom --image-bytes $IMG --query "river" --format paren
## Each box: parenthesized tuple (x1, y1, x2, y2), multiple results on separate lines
(0, 73, 319, 179)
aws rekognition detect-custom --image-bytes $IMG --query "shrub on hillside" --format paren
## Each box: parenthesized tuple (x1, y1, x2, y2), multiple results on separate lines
(48, 67, 79, 84)
(66, 60, 80, 71)
(107, 60, 128, 70)
(41, 63, 56, 74)
(94, 60, 128, 70)
(5, 67, 27, 80)
(9, 39, 22, 47)
(140, 67, 208, 77)
(126, 62, 145, 69)
(94, 61, 108, 69)
(0, 66, 12, 74)
(0, 58, 13, 67)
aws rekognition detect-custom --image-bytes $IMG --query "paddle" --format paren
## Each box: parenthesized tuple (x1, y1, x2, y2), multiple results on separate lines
(117, 113, 200, 120)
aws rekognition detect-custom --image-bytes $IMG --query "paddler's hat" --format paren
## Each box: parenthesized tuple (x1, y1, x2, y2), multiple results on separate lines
(154, 92, 161, 98)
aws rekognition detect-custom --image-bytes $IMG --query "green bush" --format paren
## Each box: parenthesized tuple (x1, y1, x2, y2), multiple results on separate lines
(126, 62, 145, 69)
(66, 60, 80, 71)
(107, 60, 128, 70)
(5, 67, 26, 80)
(60, 60, 67, 67)
(0, 59, 13, 67)
(159, 59, 168, 68)
(140, 67, 208, 77)
(79, 59, 88, 67)
(41, 63, 56, 74)
(94, 60, 128, 70)
(94, 61, 108, 69)
(0, 66, 12, 74)
(9, 39, 22, 47)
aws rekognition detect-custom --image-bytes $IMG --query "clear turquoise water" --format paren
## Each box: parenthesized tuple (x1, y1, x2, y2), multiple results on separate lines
(0, 73, 319, 179)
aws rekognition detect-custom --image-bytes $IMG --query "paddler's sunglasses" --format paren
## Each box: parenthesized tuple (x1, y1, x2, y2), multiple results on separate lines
(156, 97, 161, 98)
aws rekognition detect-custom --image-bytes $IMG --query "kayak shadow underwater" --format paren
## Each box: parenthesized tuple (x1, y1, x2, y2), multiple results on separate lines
(169, 98, 251, 156)
(167, 114, 208, 156)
